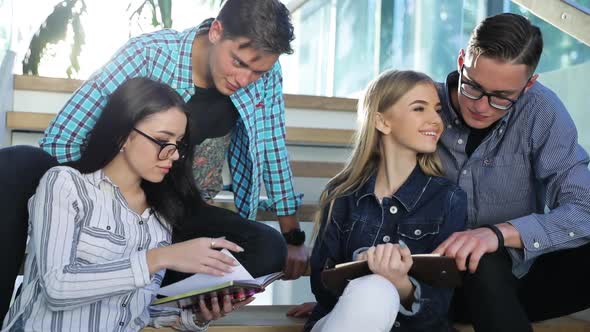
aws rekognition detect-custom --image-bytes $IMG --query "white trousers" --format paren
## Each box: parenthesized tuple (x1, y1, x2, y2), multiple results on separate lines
(311, 274, 400, 332)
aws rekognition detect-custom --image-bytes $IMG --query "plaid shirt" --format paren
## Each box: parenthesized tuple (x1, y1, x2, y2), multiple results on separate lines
(40, 19, 302, 220)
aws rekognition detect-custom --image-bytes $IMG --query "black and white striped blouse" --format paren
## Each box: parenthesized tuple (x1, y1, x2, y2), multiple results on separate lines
(2, 166, 200, 331)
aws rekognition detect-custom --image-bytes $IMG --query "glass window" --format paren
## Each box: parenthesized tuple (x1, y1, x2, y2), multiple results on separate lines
(0, 0, 13, 64)
(505, 2, 590, 151)
(332, 0, 377, 96)
(282, 0, 332, 96)
(283, 0, 590, 150)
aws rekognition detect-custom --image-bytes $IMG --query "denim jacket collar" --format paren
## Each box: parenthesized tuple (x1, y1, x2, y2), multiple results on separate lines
(355, 165, 432, 212)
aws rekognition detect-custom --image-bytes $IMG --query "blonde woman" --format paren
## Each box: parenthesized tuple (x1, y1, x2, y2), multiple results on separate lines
(303, 70, 467, 332)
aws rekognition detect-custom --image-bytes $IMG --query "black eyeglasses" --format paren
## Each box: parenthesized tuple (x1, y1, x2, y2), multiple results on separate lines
(459, 64, 529, 111)
(133, 128, 187, 161)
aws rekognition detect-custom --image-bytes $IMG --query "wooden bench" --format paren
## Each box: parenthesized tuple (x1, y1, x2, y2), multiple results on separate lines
(141, 305, 590, 332)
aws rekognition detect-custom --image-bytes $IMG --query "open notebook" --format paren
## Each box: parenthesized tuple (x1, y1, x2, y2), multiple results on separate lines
(153, 249, 283, 309)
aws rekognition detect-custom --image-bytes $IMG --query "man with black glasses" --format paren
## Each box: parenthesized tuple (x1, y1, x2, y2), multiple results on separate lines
(433, 13, 590, 332)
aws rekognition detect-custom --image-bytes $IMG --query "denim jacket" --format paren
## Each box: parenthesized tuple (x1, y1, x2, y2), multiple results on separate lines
(305, 166, 467, 332)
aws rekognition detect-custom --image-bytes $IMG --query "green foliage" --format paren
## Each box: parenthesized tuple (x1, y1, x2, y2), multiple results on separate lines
(23, 0, 226, 77)
(22, 0, 87, 77)
(128, 0, 173, 30)
(67, 1, 86, 77)
(159, 0, 172, 28)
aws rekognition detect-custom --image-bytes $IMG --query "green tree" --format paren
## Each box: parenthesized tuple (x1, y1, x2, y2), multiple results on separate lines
(22, 0, 224, 77)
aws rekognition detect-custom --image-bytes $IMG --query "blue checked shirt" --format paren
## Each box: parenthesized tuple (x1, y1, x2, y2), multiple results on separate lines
(437, 71, 590, 277)
(39, 19, 302, 220)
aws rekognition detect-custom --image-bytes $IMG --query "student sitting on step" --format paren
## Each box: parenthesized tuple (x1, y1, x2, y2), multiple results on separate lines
(304, 70, 467, 332)
(2, 78, 266, 332)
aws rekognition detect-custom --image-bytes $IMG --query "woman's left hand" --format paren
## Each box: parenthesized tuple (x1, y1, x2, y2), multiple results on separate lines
(194, 290, 255, 323)
(366, 242, 415, 301)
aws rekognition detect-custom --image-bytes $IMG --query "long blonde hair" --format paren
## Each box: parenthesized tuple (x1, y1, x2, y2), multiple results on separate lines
(314, 70, 443, 237)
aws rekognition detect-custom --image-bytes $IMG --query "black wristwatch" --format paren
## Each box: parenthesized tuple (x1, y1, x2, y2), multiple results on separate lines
(282, 229, 306, 246)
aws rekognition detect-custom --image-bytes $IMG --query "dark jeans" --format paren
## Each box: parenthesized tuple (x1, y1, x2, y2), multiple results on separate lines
(162, 204, 287, 285)
(451, 242, 590, 332)
(0, 146, 58, 320)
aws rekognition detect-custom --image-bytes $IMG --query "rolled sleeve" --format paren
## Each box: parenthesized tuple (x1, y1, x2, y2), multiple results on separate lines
(130, 250, 152, 288)
(150, 307, 209, 331)
(398, 277, 422, 316)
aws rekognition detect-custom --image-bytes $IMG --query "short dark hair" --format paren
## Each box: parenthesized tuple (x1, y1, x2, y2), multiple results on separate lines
(216, 0, 295, 55)
(67, 77, 204, 229)
(467, 13, 543, 73)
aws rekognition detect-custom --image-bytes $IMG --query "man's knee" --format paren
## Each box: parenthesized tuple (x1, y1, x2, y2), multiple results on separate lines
(462, 250, 514, 293)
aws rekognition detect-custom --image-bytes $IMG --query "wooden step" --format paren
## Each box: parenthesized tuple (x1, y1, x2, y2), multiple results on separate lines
(141, 305, 590, 332)
(6, 111, 355, 147)
(13, 75, 358, 112)
(455, 316, 590, 332)
(214, 202, 318, 222)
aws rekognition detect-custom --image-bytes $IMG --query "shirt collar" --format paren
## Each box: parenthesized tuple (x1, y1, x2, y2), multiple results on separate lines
(355, 165, 432, 212)
(173, 18, 214, 90)
(84, 169, 117, 189)
(84, 169, 158, 219)
(441, 70, 513, 129)
(440, 71, 461, 126)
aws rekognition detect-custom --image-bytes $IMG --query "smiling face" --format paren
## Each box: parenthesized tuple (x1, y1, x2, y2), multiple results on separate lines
(122, 107, 187, 183)
(377, 83, 443, 154)
(456, 51, 537, 129)
(206, 20, 279, 95)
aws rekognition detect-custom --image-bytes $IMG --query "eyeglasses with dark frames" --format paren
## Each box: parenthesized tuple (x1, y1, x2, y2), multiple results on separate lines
(133, 128, 187, 161)
(459, 64, 529, 111)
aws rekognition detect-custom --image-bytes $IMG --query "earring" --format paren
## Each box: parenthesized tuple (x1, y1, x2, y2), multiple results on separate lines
(120, 147, 125, 153)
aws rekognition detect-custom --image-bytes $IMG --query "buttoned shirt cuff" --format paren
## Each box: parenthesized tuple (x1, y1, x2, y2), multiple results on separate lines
(130, 250, 151, 288)
(508, 215, 552, 261)
(398, 277, 422, 316)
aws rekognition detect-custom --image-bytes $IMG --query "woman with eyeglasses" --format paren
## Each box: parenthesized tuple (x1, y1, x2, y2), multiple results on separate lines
(2, 77, 282, 331)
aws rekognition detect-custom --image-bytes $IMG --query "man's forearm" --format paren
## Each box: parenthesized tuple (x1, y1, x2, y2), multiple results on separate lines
(278, 214, 300, 233)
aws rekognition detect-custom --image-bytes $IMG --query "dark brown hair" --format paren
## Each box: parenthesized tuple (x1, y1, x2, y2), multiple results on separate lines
(216, 0, 295, 55)
(67, 78, 203, 229)
(467, 13, 543, 74)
